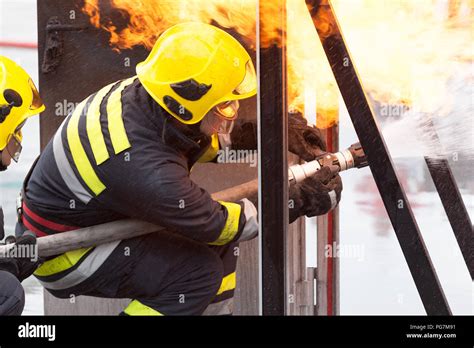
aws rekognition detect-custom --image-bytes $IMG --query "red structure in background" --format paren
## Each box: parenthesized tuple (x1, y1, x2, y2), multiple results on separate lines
(0, 41, 37, 49)
(326, 127, 335, 315)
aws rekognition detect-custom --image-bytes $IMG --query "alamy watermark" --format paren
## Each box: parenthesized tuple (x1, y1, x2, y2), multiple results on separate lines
(216, 148, 257, 167)
(0, 242, 39, 262)
(18, 322, 56, 342)
(55, 99, 79, 117)
(325, 242, 365, 261)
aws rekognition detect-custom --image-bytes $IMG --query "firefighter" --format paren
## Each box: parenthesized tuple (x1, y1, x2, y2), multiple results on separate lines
(18, 23, 342, 315)
(0, 56, 44, 315)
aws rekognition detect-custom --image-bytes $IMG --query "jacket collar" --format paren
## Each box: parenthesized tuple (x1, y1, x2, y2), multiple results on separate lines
(142, 87, 210, 162)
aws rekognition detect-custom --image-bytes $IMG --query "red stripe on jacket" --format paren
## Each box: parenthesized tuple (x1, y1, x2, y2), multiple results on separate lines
(22, 202, 79, 234)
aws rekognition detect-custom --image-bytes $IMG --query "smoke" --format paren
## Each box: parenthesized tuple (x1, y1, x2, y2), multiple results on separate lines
(381, 69, 473, 162)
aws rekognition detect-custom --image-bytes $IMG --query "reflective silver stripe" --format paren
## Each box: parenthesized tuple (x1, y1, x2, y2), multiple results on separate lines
(203, 298, 234, 316)
(341, 148, 355, 170)
(237, 198, 258, 242)
(334, 151, 348, 171)
(328, 190, 337, 210)
(288, 160, 322, 184)
(53, 120, 93, 204)
(37, 240, 121, 291)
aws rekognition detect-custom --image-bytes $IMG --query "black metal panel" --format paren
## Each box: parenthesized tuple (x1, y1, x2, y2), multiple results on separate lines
(37, 0, 148, 148)
(258, 2, 288, 315)
(425, 156, 473, 279)
(420, 119, 473, 279)
(306, 0, 451, 315)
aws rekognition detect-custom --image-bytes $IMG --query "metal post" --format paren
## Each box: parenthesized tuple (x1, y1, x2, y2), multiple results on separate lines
(425, 156, 473, 279)
(423, 119, 473, 279)
(325, 125, 340, 316)
(258, 0, 289, 315)
(306, 0, 451, 315)
(316, 117, 340, 316)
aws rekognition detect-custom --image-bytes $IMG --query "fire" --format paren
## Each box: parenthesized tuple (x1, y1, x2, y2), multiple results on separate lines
(330, 0, 473, 115)
(82, 0, 338, 127)
(83, 0, 473, 128)
(83, 0, 256, 50)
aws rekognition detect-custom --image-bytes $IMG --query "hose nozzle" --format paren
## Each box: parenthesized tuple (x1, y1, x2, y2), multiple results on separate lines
(288, 142, 368, 184)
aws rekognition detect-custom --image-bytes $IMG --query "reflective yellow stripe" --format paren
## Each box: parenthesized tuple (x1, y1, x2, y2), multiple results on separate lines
(198, 133, 220, 163)
(217, 272, 236, 295)
(86, 83, 116, 165)
(107, 77, 135, 154)
(67, 99, 106, 195)
(34, 247, 93, 277)
(209, 201, 242, 246)
(124, 300, 164, 316)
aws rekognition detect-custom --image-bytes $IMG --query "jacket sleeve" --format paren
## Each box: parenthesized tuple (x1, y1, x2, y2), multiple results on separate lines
(104, 159, 258, 245)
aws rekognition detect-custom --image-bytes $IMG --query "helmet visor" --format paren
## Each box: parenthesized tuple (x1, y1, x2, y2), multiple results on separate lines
(200, 103, 238, 135)
(233, 60, 257, 96)
(6, 132, 22, 163)
(214, 100, 239, 120)
(28, 78, 44, 110)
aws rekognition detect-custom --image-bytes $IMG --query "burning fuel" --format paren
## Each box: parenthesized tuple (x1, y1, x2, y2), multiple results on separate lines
(82, 0, 473, 131)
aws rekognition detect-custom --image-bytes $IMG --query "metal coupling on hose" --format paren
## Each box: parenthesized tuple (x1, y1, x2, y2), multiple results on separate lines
(288, 142, 368, 184)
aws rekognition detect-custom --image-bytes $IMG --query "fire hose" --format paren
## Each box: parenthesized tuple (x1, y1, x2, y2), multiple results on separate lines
(0, 143, 367, 258)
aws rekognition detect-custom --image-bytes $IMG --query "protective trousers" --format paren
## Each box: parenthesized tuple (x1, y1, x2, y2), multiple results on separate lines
(0, 270, 25, 315)
(35, 230, 239, 315)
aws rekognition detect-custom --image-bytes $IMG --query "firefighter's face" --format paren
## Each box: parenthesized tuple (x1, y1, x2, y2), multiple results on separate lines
(199, 100, 239, 136)
(0, 131, 23, 171)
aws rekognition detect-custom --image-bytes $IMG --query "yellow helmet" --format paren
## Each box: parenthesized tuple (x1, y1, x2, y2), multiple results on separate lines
(0, 56, 45, 151)
(136, 22, 257, 124)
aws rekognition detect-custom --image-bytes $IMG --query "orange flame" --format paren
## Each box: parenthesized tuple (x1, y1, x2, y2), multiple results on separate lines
(83, 0, 473, 128)
(331, 0, 473, 115)
(83, 0, 260, 49)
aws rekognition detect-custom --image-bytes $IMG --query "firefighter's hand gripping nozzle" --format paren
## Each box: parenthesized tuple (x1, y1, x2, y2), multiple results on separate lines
(288, 142, 368, 184)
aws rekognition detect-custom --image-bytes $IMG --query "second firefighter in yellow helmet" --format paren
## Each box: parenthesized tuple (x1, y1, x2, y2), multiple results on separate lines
(0, 55, 45, 168)
(136, 22, 257, 125)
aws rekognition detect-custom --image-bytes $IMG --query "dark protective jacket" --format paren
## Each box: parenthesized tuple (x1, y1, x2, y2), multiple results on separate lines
(20, 77, 258, 246)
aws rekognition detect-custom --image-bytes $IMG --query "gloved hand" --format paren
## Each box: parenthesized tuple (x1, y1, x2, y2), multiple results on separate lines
(0, 234, 41, 282)
(230, 121, 258, 151)
(288, 166, 342, 223)
(288, 112, 327, 161)
(0, 207, 4, 240)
